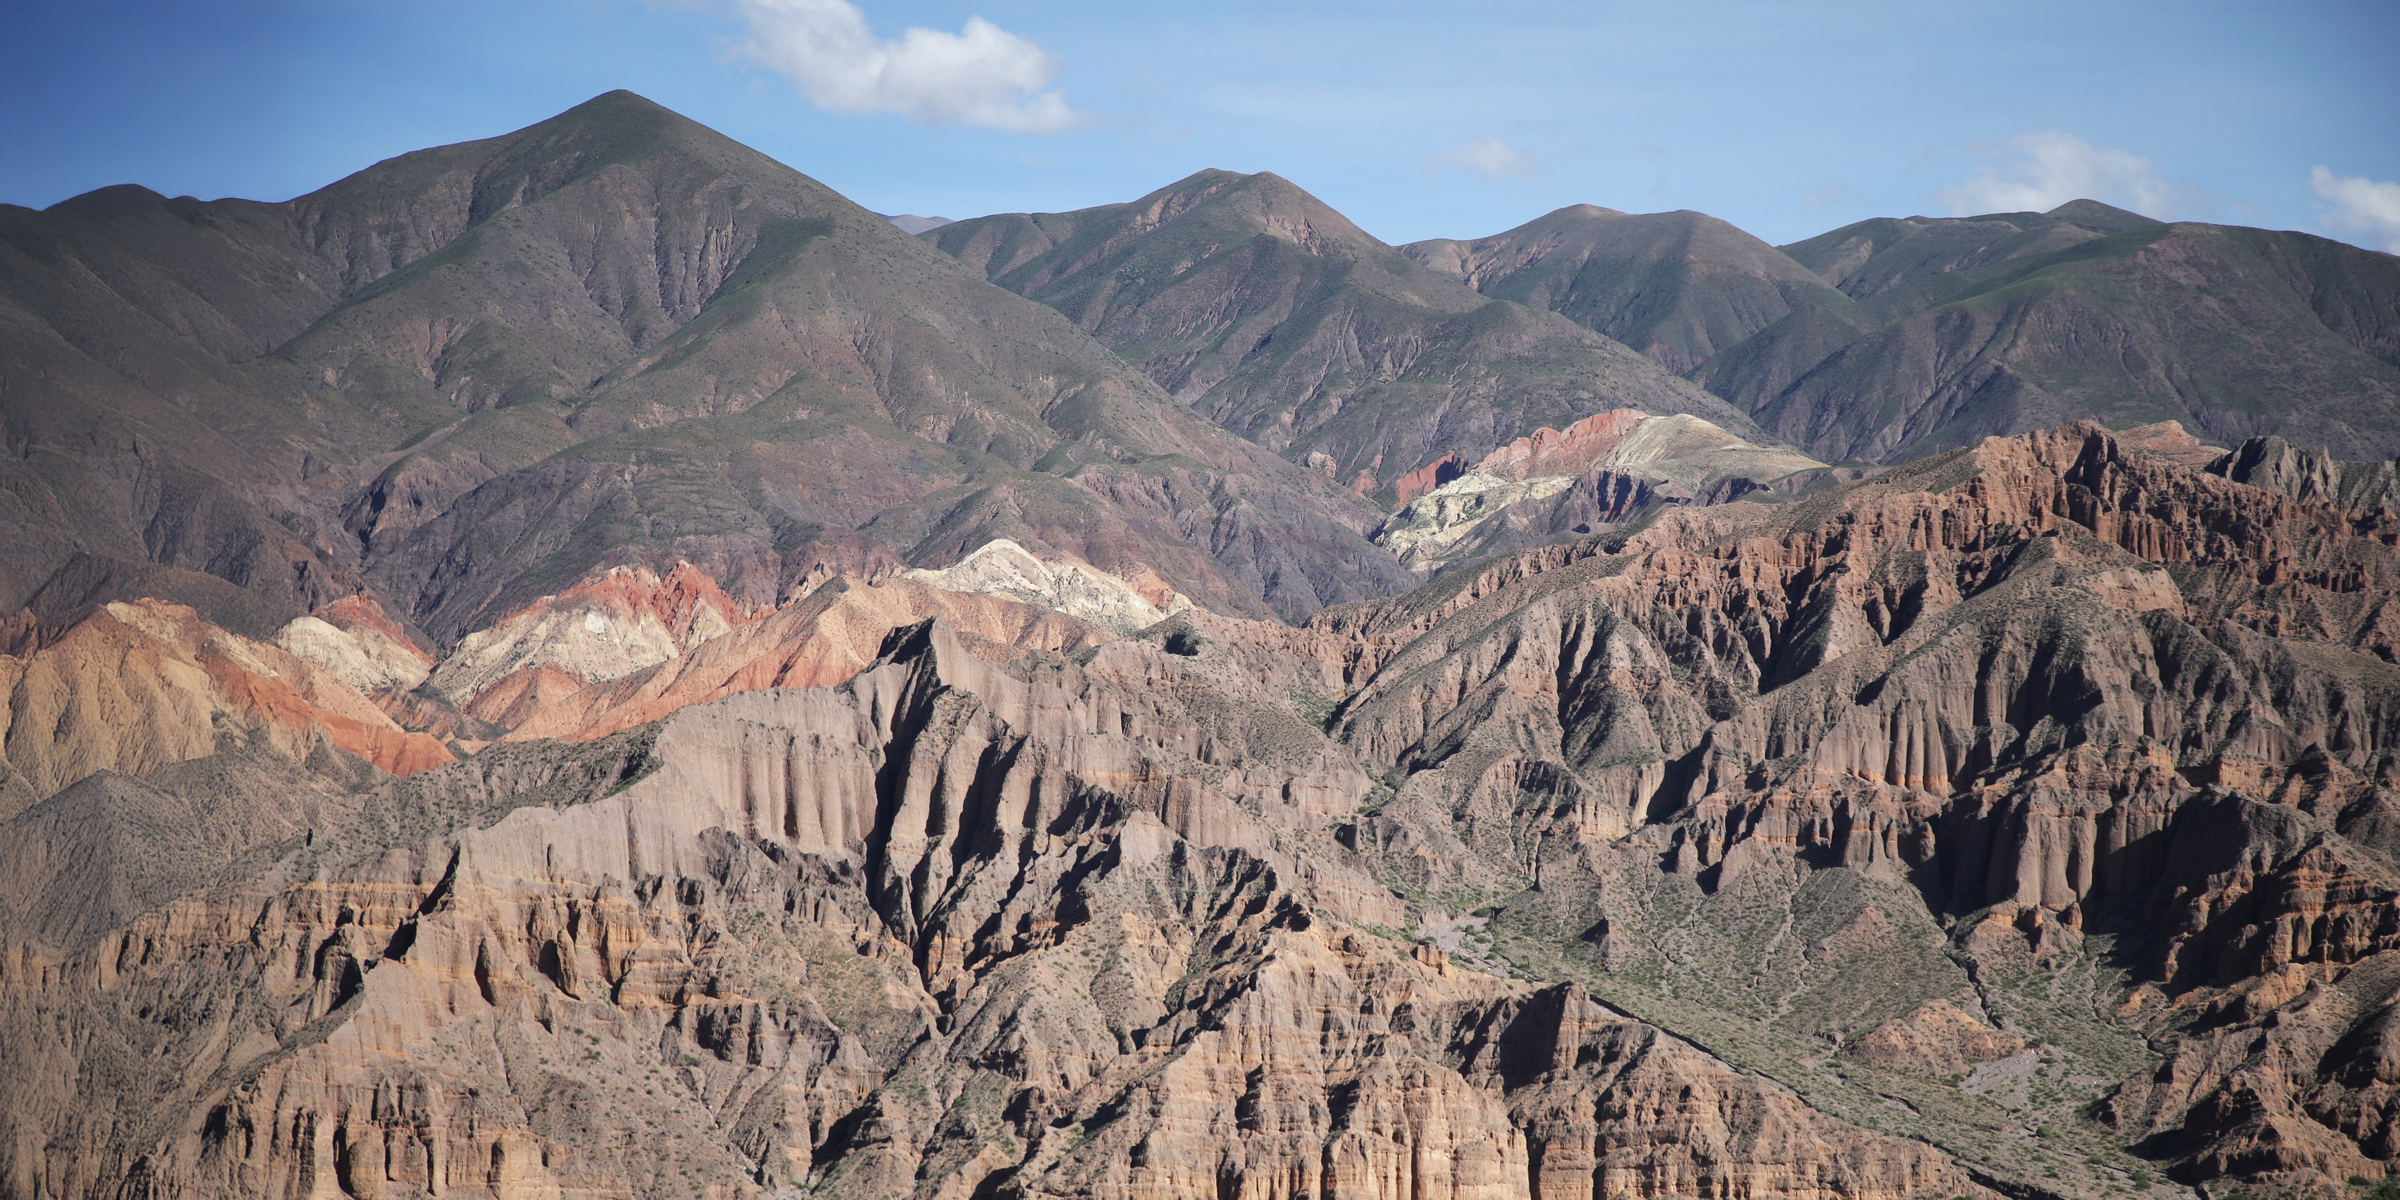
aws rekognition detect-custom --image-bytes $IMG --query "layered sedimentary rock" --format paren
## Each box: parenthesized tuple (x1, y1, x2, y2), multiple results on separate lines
(8, 421, 2400, 1197)
(1375, 409, 1822, 573)
(0, 612, 1992, 1200)
(902, 539, 1191, 635)
(1312, 422, 2400, 1187)
(424, 562, 754, 708)
(0, 599, 450, 818)
(2207, 435, 2400, 514)
(498, 574, 1116, 743)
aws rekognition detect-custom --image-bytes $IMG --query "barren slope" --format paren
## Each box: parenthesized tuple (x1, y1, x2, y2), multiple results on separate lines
(0, 93, 1411, 633)
(928, 171, 1763, 503)
(1404, 203, 1855, 374)
(1700, 203, 2400, 462)
(7, 422, 2400, 1196)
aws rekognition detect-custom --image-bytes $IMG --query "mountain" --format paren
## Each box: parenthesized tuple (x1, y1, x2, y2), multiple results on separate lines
(881, 213, 953, 234)
(8, 423, 2400, 1196)
(1413, 198, 2400, 467)
(0, 91, 1412, 641)
(10, 90, 2400, 1200)
(1711, 202, 2400, 463)
(1759, 220, 2398, 463)
(925, 170, 1763, 502)
(1402, 203, 1857, 373)
(1779, 199, 2164, 304)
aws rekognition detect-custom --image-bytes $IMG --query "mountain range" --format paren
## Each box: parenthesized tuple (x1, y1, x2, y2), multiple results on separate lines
(3, 90, 2400, 1200)
(1402, 198, 2400, 465)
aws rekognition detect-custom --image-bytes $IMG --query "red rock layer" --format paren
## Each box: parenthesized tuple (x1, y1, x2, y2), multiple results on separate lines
(1392, 452, 1472, 503)
(0, 600, 450, 817)
(499, 575, 1113, 743)
(1469, 408, 1652, 481)
(10, 420, 2400, 1195)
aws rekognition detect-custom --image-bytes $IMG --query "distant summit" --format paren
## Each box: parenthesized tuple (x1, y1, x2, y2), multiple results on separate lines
(925, 168, 1756, 501)
(880, 213, 952, 234)
(2041, 197, 2162, 232)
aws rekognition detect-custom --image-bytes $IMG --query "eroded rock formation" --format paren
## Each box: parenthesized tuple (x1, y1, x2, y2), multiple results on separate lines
(1374, 410, 1822, 574)
(8, 421, 2400, 1197)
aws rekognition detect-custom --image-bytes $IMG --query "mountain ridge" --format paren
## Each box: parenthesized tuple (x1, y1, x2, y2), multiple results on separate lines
(1403, 192, 2400, 464)
(5, 91, 2400, 1200)
(1402, 203, 1857, 374)
(0, 91, 1416, 637)
(926, 169, 1770, 502)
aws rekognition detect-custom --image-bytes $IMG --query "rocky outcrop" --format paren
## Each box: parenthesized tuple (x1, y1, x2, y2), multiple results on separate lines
(12, 420, 2400, 1196)
(1300, 421, 2400, 1188)
(1376, 473, 1580, 564)
(1373, 410, 1822, 574)
(498, 574, 1114, 743)
(425, 562, 751, 707)
(0, 611, 2005, 1200)
(903, 539, 1191, 634)
(2209, 435, 2400, 515)
(1843, 1000, 2024, 1076)
(0, 599, 450, 817)
(274, 594, 436, 695)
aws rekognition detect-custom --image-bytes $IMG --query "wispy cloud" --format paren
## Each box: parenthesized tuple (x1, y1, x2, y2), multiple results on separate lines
(1802, 185, 1852, 210)
(2311, 166, 2400, 253)
(1425, 136, 1536, 181)
(736, 0, 1082, 133)
(1934, 131, 2206, 220)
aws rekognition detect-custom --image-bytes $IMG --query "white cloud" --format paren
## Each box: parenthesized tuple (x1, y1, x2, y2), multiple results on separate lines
(1933, 131, 2206, 220)
(737, 0, 1082, 133)
(1802, 184, 1852, 210)
(2311, 166, 2400, 253)
(1425, 136, 1536, 181)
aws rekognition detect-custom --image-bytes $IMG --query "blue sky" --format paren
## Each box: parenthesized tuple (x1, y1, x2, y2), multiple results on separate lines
(5, 0, 2397, 250)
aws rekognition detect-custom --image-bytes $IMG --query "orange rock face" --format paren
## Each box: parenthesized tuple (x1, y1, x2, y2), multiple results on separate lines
(1469, 409, 1654, 481)
(499, 575, 1113, 743)
(1393, 453, 1473, 504)
(0, 599, 451, 817)
(427, 562, 761, 710)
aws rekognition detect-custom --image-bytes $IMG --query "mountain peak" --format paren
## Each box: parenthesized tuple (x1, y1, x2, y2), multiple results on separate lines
(2045, 198, 2164, 232)
(565, 88, 669, 113)
(1116, 168, 1387, 257)
(511, 88, 721, 154)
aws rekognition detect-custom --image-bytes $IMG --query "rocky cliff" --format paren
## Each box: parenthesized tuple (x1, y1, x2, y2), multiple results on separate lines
(7, 421, 2400, 1196)
(1373, 409, 1824, 574)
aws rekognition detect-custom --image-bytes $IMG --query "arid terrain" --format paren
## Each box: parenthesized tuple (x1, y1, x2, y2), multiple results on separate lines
(4, 93, 2400, 1200)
